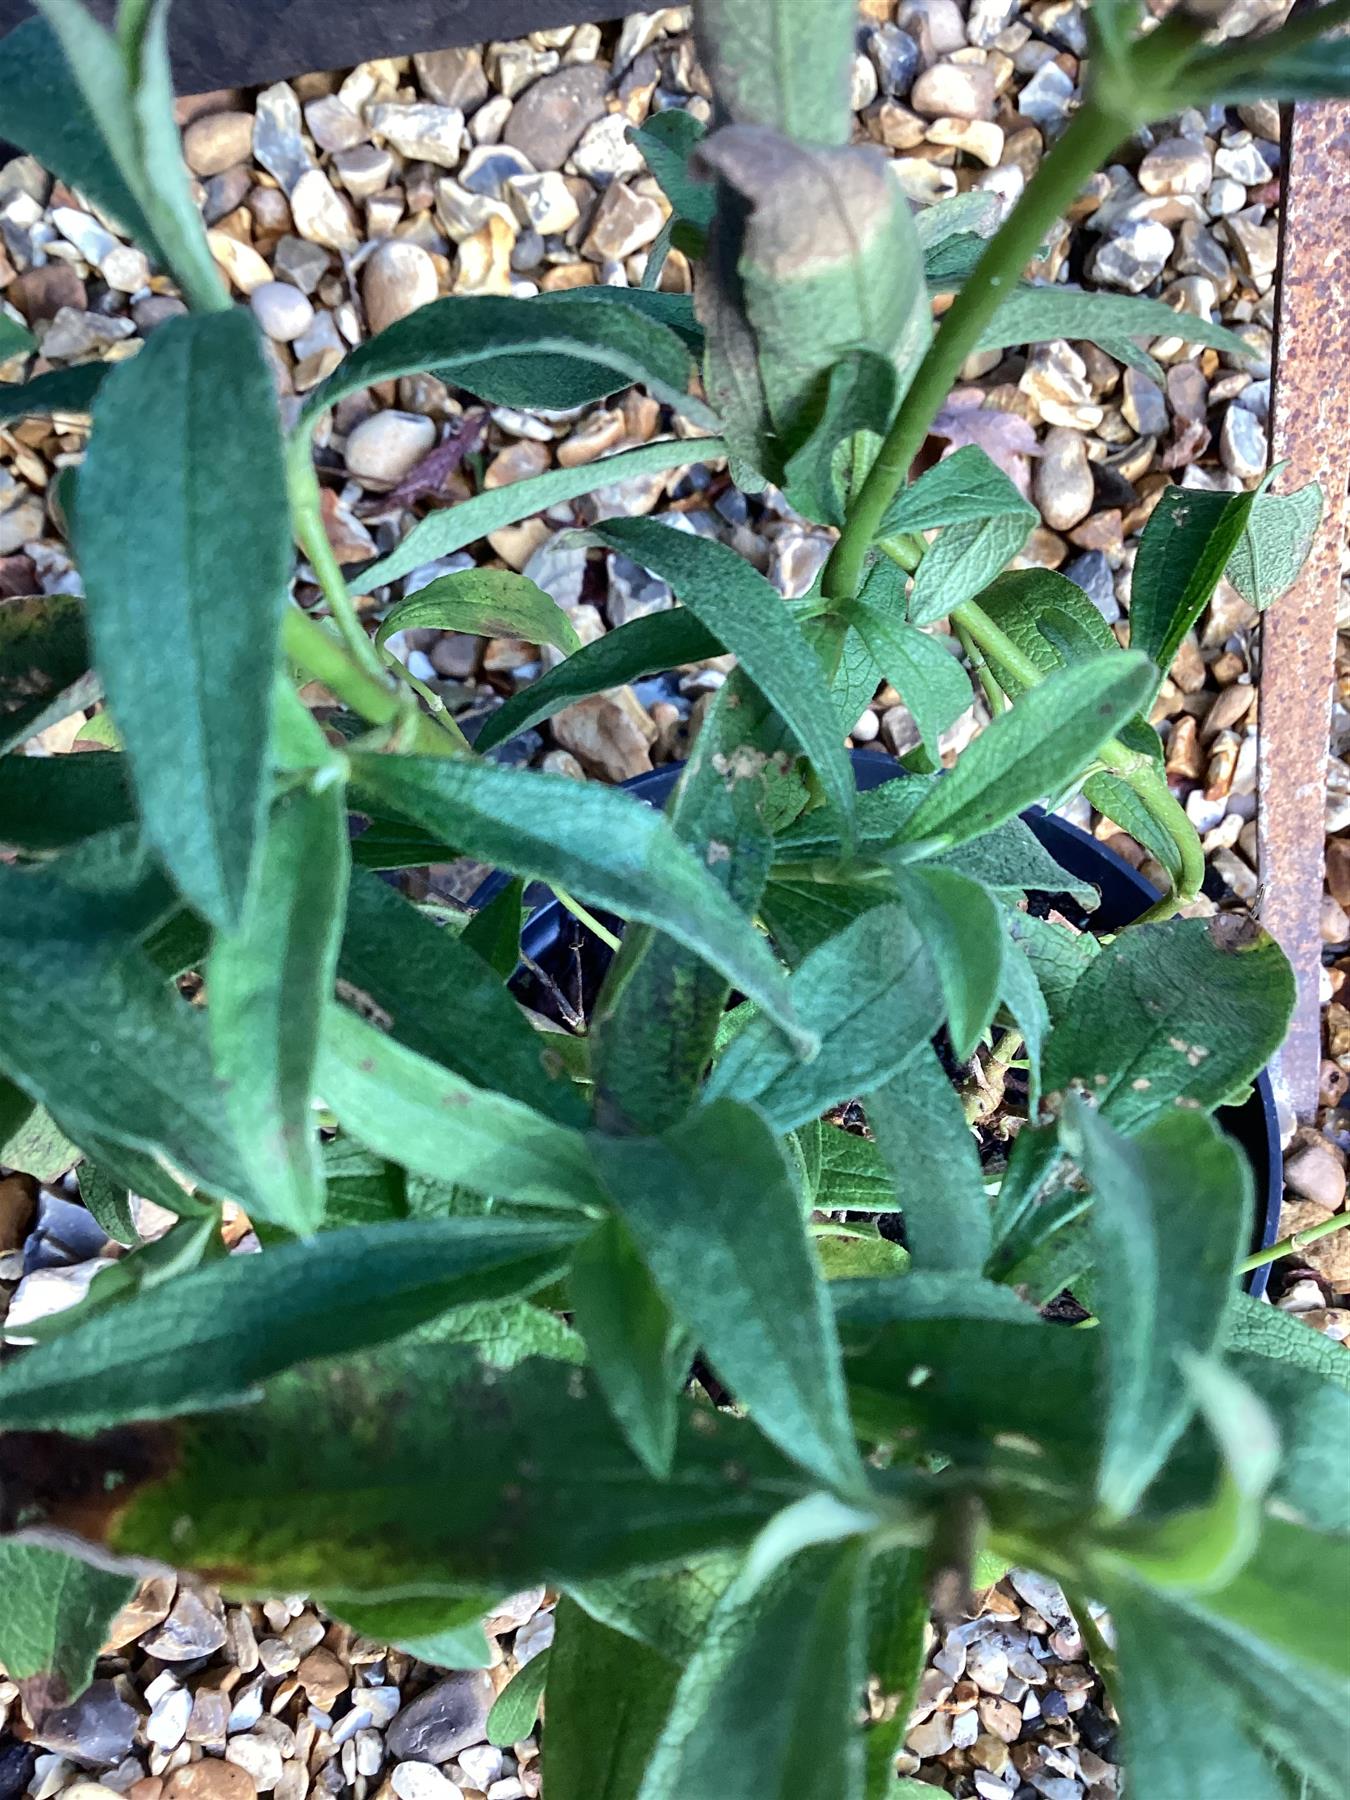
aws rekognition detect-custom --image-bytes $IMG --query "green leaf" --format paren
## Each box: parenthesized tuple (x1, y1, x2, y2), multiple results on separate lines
(14, 1214, 226, 1344)
(375, 569, 581, 658)
(45, 1343, 810, 1598)
(359, 438, 725, 593)
(75, 309, 289, 928)
(863, 1550, 928, 1800)
(889, 864, 1001, 1060)
(848, 569, 971, 761)
(0, 749, 135, 851)
(706, 905, 943, 1133)
(864, 1043, 991, 1272)
(475, 605, 721, 752)
(593, 1098, 864, 1495)
(815, 1125, 896, 1213)
(544, 1599, 679, 1800)
(1065, 1099, 1251, 1517)
(1223, 1353, 1350, 1536)
(0, 862, 253, 1207)
(880, 444, 1030, 538)
(1225, 478, 1323, 611)
(908, 509, 1037, 629)
(0, 594, 97, 753)
(0, 1081, 79, 1182)
(814, 1229, 910, 1280)
(1005, 910, 1099, 1026)
(337, 1594, 495, 1668)
(487, 1648, 552, 1745)
(348, 755, 808, 1054)
(0, 1541, 132, 1696)
(978, 285, 1255, 374)
(0, 361, 109, 427)
(694, 0, 855, 142)
(318, 1004, 605, 1211)
(976, 566, 1117, 687)
(337, 868, 584, 1125)
(1225, 1293, 1350, 1395)
(210, 779, 349, 1236)
(77, 1160, 136, 1247)
(588, 518, 856, 848)
(0, 15, 156, 251)
(631, 109, 713, 231)
(639, 1539, 870, 1800)
(0, 1217, 582, 1432)
(1042, 916, 1295, 1129)
(1129, 484, 1255, 678)
(997, 931, 1049, 1110)
(569, 1555, 740, 1663)
(890, 653, 1154, 856)
(461, 874, 523, 981)
(304, 294, 715, 431)
(569, 1215, 688, 1480)
(1083, 769, 1185, 884)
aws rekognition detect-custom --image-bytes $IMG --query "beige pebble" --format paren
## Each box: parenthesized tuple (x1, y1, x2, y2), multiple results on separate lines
(363, 240, 440, 335)
(207, 230, 273, 295)
(1285, 1143, 1347, 1210)
(163, 1764, 258, 1800)
(183, 110, 254, 177)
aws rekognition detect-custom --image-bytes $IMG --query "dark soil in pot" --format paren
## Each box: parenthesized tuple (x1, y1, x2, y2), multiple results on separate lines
(475, 750, 1282, 1298)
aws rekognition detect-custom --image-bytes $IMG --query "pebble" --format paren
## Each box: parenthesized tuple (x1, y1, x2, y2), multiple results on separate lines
(288, 168, 359, 252)
(141, 1591, 228, 1661)
(389, 1767, 463, 1800)
(345, 411, 437, 485)
(1138, 136, 1213, 198)
(303, 96, 367, 155)
(252, 82, 313, 192)
(163, 1767, 256, 1800)
(33, 1685, 138, 1770)
(1219, 401, 1267, 481)
(385, 1673, 495, 1764)
(183, 110, 255, 178)
(249, 281, 314, 343)
(1091, 219, 1174, 291)
(332, 144, 394, 200)
(223, 1738, 283, 1793)
(1062, 550, 1119, 623)
(1017, 61, 1074, 130)
(582, 183, 664, 260)
(1285, 1143, 1347, 1210)
(362, 240, 439, 334)
(1034, 428, 1094, 531)
(910, 61, 997, 121)
(502, 63, 610, 167)
(415, 46, 490, 111)
(146, 1689, 193, 1752)
(368, 102, 465, 168)
(870, 24, 922, 95)
(507, 170, 579, 235)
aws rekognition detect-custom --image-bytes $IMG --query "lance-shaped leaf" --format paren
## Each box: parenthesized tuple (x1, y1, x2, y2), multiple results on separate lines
(0, 1217, 582, 1432)
(475, 606, 721, 751)
(77, 1160, 136, 1247)
(375, 569, 581, 658)
(348, 755, 808, 1053)
(318, 1004, 605, 1211)
(976, 285, 1255, 376)
(0, 861, 252, 1207)
(1042, 915, 1295, 1130)
(336, 1594, 497, 1670)
(879, 444, 1030, 539)
(0, 1345, 808, 1599)
(889, 654, 1154, 857)
(0, 361, 108, 428)
(1225, 1292, 1350, 1394)
(588, 518, 855, 844)
(209, 779, 349, 1237)
(1225, 477, 1323, 611)
(639, 1539, 871, 1800)
(908, 510, 1037, 628)
(889, 864, 1002, 1061)
(0, 1541, 133, 1699)
(543, 1598, 680, 1800)
(694, 0, 855, 141)
(864, 1045, 991, 1273)
(1129, 483, 1256, 677)
(303, 294, 714, 430)
(359, 437, 723, 592)
(631, 108, 713, 229)
(695, 127, 930, 483)
(1064, 1099, 1250, 1517)
(487, 1650, 551, 1745)
(0, 593, 97, 753)
(339, 870, 584, 1125)
(847, 569, 971, 762)
(592, 1098, 865, 1495)
(863, 1550, 929, 1800)
(74, 309, 289, 928)
(706, 905, 944, 1133)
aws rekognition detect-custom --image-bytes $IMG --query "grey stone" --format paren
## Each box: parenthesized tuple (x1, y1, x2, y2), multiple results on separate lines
(1090, 218, 1173, 292)
(289, 168, 359, 252)
(414, 46, 490, 112)
(523, 532, 588, 610)
(303, 96, 368, 155)
(368, 103, 465, 169)
(1219, 401, 1267, 481)
(967, 0, 1018, 42)
(386, 1674, 494, 1763)
(1214, 134, 1274, 186)
(202, 166, 252, 225)
(502, 63, 610, 169)
(1062, 550, 1119, 623)
(868, 23, 921, 96)
(1121, 366, 1168, 438)
(33, 1685, 137, 1770)
(253, 82, 314, 193)
(506, 170, 579, 235)
(250, 281, 314, 343)
(141, 1588, 228, 1661)
(607, 551, 672, 626)
(1034, 427, 1094, 532)
(459, 143, 535, 199)
(272, 235, 331, 295)
(332, 144, 395, 201)
(1017, 60, 1075, 129)
(133, 294, 189, 334)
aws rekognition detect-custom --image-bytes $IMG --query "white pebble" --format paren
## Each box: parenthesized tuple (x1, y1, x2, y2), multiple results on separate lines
(345, 411, 438, 486)
(250, 281, 315, 344)
(390, 1764, 463, 1800)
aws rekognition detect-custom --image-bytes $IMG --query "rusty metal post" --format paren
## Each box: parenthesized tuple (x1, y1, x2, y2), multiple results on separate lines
(1260, 99, 1350, 1123)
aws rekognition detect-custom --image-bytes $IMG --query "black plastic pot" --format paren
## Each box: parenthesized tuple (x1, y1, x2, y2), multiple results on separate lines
(482, 750, 1282, 1297)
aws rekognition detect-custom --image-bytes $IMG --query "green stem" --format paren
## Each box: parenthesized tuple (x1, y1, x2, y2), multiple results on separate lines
(377, 645, 474, 754)
(951, 598, 1204, 910)
(1239, 1209, 1350, 1275)
(823, 100, 1131, 604)
(285, 435, 387, 679)
(955, 619, 1006, 716)
(554, 886, 624, 954)
(282, 608, 463, 757)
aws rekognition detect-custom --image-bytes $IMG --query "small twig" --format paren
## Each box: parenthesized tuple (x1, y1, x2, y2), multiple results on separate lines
(962, 1029, 1025, 1124)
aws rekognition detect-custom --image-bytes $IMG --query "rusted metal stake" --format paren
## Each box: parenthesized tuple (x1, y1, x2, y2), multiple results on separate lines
(1259, 99, 1350, 1123)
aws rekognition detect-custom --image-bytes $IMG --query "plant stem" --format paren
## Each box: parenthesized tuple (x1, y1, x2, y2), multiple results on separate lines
(951, 597, 1204, 909)
(823, 99, 1130, 604)
(1239, 1209, 1350, 1275)
(377, 646, 474, 753)
(285, 435, 387, 679)
(282, 608, 463, 757)
(554, 886, 624, 954)
(963, 1028, 1025, 1123)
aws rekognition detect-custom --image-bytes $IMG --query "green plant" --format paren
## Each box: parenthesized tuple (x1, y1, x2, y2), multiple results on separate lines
(0, 0, 1347, 1793)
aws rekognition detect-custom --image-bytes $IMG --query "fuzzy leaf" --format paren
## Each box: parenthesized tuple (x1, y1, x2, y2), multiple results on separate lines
(889, 864, 1002, 1061)
(1129, 484, 1255, 677)
(209, 780, 349, 1236)
(694, 0, 855, 142)
(890, 654, 1154, 855)
(336, 1594, 495, 1668)
(376, 569, 581, 658)
(864, 1043, 990, 1272)
(1225, 479, 1323, 611)
(0, 1541, 132, 1696)
(0, 594, 96, 753)
(76, 1161, 136, 1247)
(848, 569, 971, 761)
(1225, 1294, 1350, 1395)
(0, 361, 108, 427)
(0, 1217, 583, 1432)
(880, 443, 1030, 538)
(908, 511, 1037, 627)
(1042, 916, 1295, 1129)
(978, 286, 1255, 373)
(359, 438, 723, 593)
(74, 309, 289, 928)
(348, 755, 807, 1053)
(487, 1650, 551, 1745)
(544, 1598, 680, 1800)
(631, 109, 714, 230)
(593, 1098, 865, 1494)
